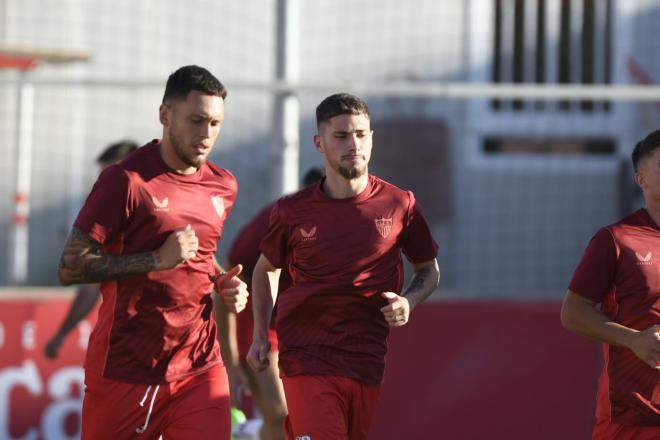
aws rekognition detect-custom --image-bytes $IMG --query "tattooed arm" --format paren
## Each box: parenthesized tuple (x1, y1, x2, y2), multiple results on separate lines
(380, 259, 440, 327)
(402, 259, 441, 308)
(57, 225, 199, 285)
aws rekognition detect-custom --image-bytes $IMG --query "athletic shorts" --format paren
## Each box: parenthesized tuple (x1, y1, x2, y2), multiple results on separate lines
(282, 375, 380, 440)
(81, 365, 231, 440)
(592, 418, 660, 440)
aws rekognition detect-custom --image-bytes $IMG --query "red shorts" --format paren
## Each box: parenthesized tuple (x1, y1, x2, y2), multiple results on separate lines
(82, 365, 231, 440)
(592, 418, 660, 440)
(282, 375, 380, 440)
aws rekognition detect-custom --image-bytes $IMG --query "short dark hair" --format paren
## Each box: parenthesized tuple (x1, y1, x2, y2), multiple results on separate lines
(302, 167, 324, 186)
(96, 140, 138, 165)
(162, 65, 227, 103)
(632, 129, 660, 172)
(315, 93, 370, 128)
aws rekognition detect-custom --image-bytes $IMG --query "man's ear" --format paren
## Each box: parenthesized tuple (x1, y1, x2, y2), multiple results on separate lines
(314, 134, 324, 153)
(634, 171, 645, 190)
(159, 103, 169, 126)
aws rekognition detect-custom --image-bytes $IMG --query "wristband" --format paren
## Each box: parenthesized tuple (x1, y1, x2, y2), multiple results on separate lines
(211, 271, 226, 283)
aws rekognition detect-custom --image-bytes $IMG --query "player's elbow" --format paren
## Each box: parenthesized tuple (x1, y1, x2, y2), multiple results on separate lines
(57, 270, 69, 286)
(560, 294, 580, 333)
(560, 303, 573, 330)
(431, 263, 441, 288)
(57, 267, 73, 286)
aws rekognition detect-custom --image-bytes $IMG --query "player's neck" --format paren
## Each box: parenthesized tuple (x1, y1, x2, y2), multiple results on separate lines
(644, 201, 660, 227)
(323, 171, 368, 199)
(159, 140, 198, 175)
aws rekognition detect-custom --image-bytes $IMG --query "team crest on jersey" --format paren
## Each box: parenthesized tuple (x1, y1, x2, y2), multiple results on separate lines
(374, 217, 393, 238)
(635, 251, 653, 265)
(295, 436, 312, 440)
(300, 226, 317, 241)
(211, 195, 225, 219)
(152, 196, 169, 212)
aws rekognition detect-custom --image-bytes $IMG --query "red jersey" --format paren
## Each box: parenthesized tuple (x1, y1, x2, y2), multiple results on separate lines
(228, 203, 288, 359)
(569, 209, 660, 425)
(260, 175, 438, 384)
(74, 140, 237, 384)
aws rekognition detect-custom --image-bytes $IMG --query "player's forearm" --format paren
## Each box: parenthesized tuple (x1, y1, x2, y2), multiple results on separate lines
(58, 228, 164, 285)
(251, 262, 280, 340)
(216, 300, 240, 366)
(402, 259, 440, 309)
(56, 286, 100, 336)
(251, 283, 275, 340)
(214, 257, 239, 364)
(59, 250, 161, 285)
(561, 290, 638, 349)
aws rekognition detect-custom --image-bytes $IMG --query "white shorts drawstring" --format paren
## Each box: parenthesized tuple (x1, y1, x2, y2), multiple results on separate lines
(135, 384, 160, 434)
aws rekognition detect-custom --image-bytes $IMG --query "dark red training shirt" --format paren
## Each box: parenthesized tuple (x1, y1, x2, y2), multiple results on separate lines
(260, 175, 438, 385)
(75, 140, 237, 384)
(570, 209, 660, 425)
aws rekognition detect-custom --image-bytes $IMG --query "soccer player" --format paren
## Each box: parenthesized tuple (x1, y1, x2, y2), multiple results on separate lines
(57, 65, 249, 440)
(44, 140, 138, 359)
(216, 167, 323, 440)
(561, 130, 660, 439)
(246, 93, 440, 440)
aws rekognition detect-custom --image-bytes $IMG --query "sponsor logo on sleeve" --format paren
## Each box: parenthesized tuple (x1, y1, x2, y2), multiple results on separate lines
(374, 217, 393, 238)
(151, 196, 169, 212)
(635, 251, 653, 265)
(300, 226, 317, 241)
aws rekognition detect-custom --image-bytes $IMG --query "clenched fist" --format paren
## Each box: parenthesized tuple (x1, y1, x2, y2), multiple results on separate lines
(629, 324, 660, 369)
(380, 291, 411, 327)
(213, 264, 249, 313)
(246, 337, 271, 373)
(154, 225, 199, 270)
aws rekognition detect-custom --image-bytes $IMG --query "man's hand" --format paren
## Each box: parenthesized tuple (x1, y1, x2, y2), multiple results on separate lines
(628, 324, 660, 369)
(246, 337, 271, 372)
(380, 291, 411, 327)
(154, 225, 199, 270)
(44, 335, 64, 359)
(213, 264, 249, 313)
(562, 290, 660, 370)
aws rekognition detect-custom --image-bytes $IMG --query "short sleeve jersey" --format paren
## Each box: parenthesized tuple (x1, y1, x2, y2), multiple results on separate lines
(569, 209, 660, 425)
(259, 175, 438, 385)
(74, 141, 237, 384)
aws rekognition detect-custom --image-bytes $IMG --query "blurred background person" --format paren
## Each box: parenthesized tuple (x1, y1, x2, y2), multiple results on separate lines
(216, 167, 323, 440)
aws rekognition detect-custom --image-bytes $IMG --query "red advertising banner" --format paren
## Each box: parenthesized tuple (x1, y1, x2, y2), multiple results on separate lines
(0, 290, 95, 440)
(371, 301, 599, 440)
(0, 291, 600, 440)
